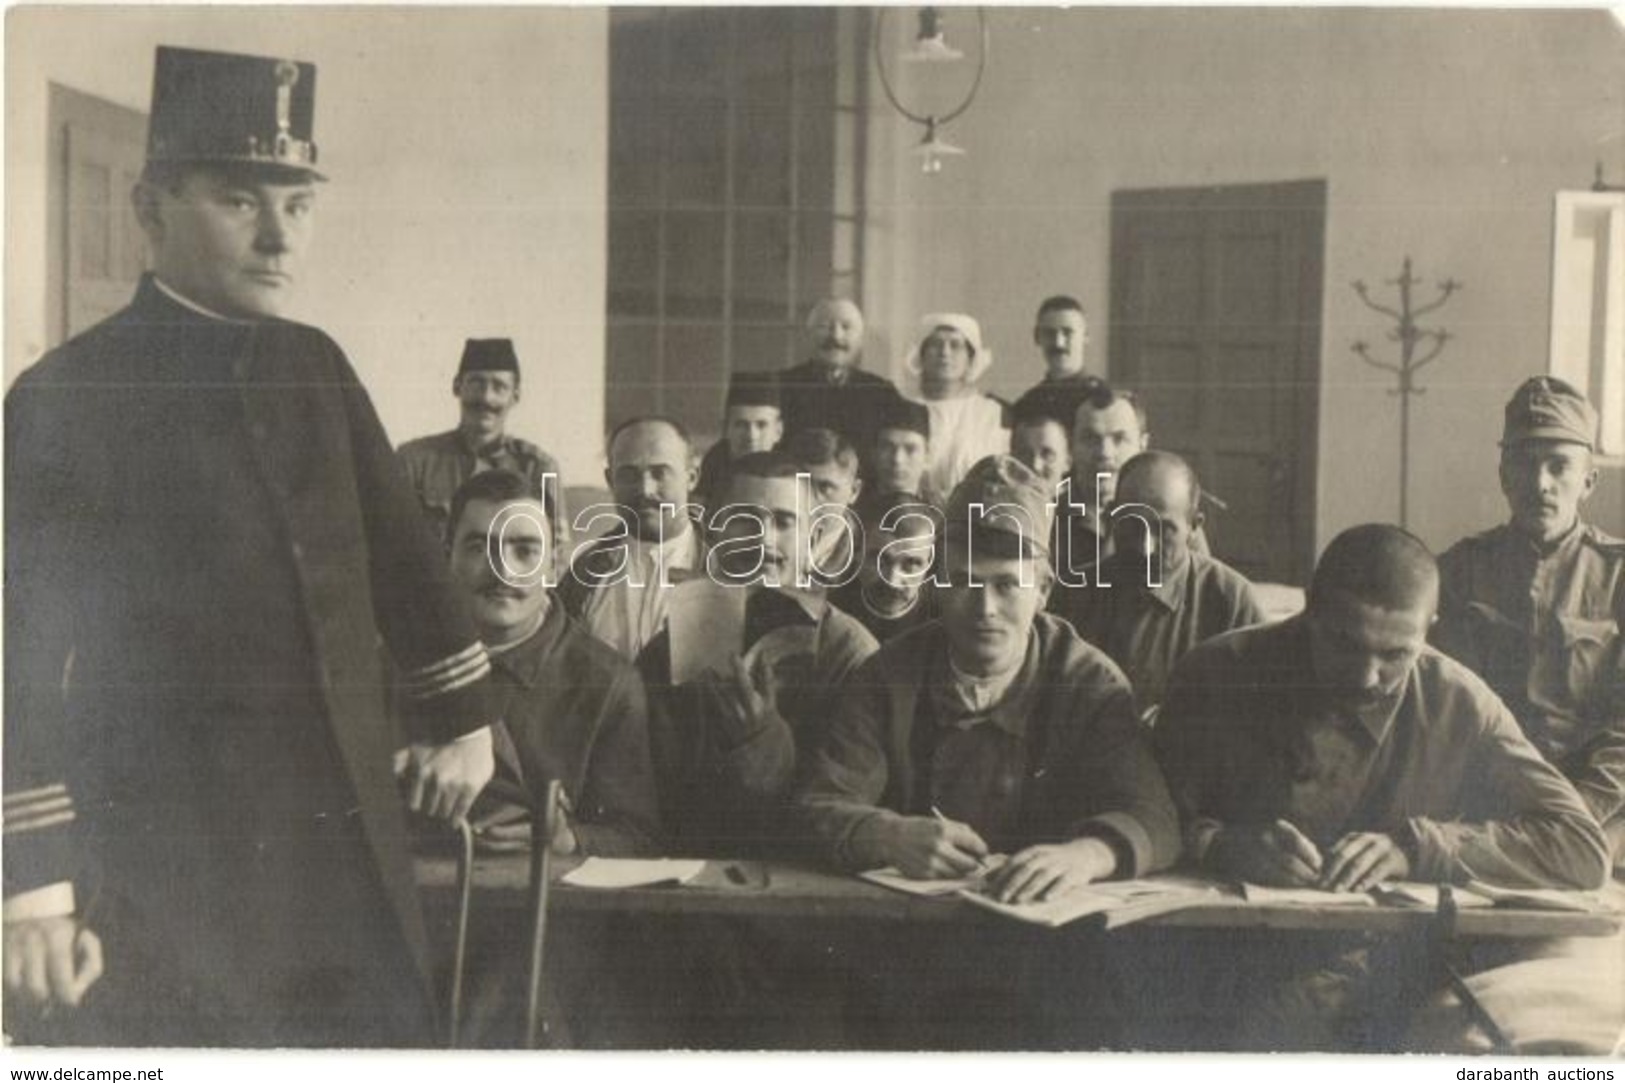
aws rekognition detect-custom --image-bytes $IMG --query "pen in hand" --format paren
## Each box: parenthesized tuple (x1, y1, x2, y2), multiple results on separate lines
(931, 805, 994, 875)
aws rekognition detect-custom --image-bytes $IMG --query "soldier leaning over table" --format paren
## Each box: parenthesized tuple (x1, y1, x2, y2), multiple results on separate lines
(1152, 524, 1607, 1052)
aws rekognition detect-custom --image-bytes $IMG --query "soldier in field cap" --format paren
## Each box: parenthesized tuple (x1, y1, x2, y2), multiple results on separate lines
(4, 45, 497, 1045)
(398, 337, 570, 563)
(1419, 374, 1624, 1055)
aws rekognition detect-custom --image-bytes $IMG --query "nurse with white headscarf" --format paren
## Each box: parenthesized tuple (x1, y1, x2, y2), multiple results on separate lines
(906, 312, 1011, 497)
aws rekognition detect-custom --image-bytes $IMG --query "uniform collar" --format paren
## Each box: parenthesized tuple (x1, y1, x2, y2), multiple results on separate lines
(930, 628, 1039, 738)
(150, 274, 247, 324)
(486, 598, 565, 689)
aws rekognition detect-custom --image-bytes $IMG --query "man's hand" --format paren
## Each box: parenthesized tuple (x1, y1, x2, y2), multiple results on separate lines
(701, 656, 781, 744)
(393, 725, 494, 822)
(1319, 831, 1410, 893)
(1212, 819, 1324, 887)
(4, 917, 103, 1009)
(469, 788, 577, 856)
(986, 838, 1117, 904)
(881, 815, 991, 879)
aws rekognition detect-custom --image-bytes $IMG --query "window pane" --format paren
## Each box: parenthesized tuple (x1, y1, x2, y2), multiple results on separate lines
(663, 324, 728, 436)
(733, 211, 790, 323)
(665, 98, 728, 208)
(664, 211, 725, 320)
(606, 321, 661, 425)
(608, 211, 661, 318)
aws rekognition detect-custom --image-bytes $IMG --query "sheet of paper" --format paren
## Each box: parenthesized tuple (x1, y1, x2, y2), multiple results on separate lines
(1463, 881, 1609, 913)
(958, 880, 1220, 929)
(561, 857, 707, 890)
(1373, 882, 1494, 909)
(859, 857, 1007, 897)
(1239, 883, 1376, 907)
(666, 579, 745, 685)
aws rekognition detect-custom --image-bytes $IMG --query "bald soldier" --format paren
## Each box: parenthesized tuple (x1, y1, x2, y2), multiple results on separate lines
(1055, 451, 1264, 718)
(778, 299, 902, 466)
(1154, 525, 1607, 1051)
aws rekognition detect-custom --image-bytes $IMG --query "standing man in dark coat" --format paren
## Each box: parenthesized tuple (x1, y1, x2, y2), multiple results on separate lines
(3, 46, 495, 1047)
(778, 298, 900, 471)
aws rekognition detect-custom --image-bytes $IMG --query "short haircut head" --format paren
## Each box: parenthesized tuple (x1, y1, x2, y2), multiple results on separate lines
(784, 427, 859, 473)
(859, 490, 944, 536)
(728, 449, 807, 484)
(1308, 523, 1439, 615)
(1077, 382, 1148, 430)
(446, 468, 544, 547)
(605, 414, 692, 458)
(1115, 450, 1202, 516)
(1035, 294, 1085, 321)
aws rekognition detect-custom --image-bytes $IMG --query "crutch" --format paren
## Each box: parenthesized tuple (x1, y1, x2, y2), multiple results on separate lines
(445, 778, 562, 1049)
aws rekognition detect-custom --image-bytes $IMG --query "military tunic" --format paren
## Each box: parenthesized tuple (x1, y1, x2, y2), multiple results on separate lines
(1434, 522, 1625, 862)
(396, 427, 570, 561)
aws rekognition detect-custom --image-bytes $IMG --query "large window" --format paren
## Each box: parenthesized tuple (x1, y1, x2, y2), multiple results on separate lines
(606, 7, 867, 439)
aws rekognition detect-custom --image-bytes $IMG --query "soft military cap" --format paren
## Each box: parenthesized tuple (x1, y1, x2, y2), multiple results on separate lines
(458, 338, 521, 378)
(147, 46, 323, 180)
(1501, 376, 1597, 449)
(943, 454, 1054, 557)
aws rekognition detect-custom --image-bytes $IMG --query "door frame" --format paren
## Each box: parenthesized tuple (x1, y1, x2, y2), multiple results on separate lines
(1109, 178, 1326, 585)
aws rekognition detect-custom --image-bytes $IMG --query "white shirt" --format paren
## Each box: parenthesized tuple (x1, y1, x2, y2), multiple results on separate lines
(920, 393, 1010, 498)
(578, 525, 702, 661)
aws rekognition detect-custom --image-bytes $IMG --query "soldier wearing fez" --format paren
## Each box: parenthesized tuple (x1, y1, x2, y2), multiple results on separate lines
(3, 47, 495, 1045)
(397, 337, 570, 565)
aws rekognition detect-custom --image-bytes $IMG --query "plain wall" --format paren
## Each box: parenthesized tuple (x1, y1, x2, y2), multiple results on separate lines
(6, 6, 609, 480)
(859, 8, 1625, 563)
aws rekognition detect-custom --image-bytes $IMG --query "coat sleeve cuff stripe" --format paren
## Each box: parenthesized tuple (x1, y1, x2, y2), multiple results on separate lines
(4, 810, 76, 835)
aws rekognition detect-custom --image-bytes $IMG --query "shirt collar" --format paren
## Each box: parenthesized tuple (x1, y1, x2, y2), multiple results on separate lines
(457, 427, 509, 460)
(931, 628, 1039, 738)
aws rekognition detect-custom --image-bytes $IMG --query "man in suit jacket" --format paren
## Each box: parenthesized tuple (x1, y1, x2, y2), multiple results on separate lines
(3, 46, 495, 1046)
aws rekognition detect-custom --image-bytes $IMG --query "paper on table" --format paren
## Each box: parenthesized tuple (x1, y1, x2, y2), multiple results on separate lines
(1240, 883, 1376, 906)
(1372, 882, 1494, 909)
(1462, 881, 1610, 912)
(860, 857, 1007, 898)
(562, 857, 707, 890)
(959, 877, 1220, 929)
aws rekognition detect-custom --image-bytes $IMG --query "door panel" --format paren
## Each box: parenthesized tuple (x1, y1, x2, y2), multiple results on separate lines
(1111, 180, 1325, 584)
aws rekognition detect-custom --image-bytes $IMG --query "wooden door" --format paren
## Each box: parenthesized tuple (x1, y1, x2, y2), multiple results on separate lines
(49, 84, 148, 345)
(1110, 180, 1325, 585)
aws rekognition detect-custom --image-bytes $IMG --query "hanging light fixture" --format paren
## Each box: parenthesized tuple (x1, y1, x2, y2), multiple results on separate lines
(901, 7, 964, 63)
(875, 8, 988, 175)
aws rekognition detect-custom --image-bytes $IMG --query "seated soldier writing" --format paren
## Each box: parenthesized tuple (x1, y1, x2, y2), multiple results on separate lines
(796, 454, 1180, 896)
(1152, 523, 1608, 1052)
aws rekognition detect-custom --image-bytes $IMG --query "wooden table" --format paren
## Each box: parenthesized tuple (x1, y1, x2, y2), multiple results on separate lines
(416, 853, 1622, 940)
(416, 852, 1622, 1050)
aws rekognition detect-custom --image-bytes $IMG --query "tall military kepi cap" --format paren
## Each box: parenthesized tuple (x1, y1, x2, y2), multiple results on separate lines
(1500, 376, 1597, 449)
(146, 45, 325, 181)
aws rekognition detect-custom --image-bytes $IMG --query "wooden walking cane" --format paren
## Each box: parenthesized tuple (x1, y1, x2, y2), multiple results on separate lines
(523, 778, 562, 1049)
(444, 779, 561, 1049)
